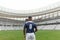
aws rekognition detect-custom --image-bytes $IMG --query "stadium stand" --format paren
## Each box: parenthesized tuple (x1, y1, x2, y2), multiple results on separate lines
(0, 18, 24, 30)
(0, 3, 60, 30)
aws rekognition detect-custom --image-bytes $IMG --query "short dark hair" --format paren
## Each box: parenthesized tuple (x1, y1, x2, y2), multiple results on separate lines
(28, 16, 32, 18)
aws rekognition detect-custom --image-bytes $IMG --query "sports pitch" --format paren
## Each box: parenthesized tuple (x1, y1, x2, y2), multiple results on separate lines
(0, 30, 60, 40)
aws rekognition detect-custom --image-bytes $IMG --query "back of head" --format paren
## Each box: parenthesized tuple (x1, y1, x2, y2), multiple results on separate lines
(28, 16, 32, 21)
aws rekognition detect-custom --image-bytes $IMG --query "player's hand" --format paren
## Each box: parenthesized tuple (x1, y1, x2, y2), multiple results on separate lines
(24, 35, 26, 38)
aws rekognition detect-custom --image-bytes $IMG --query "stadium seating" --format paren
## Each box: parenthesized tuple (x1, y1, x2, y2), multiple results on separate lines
(0, 5, 60, 30)
(0, 18, 24, 30)
(55, 25, 60, 30)
(37, 24, 60, 30)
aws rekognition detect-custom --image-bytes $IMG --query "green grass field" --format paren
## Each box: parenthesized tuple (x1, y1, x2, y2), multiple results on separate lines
(0, 30, 60, 40)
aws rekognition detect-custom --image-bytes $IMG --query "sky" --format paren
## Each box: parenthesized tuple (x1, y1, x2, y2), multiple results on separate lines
(0, 0, 60, 10)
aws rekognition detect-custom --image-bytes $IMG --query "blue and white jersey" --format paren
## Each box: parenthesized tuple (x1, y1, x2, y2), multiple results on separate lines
(24, 21, 36, 33)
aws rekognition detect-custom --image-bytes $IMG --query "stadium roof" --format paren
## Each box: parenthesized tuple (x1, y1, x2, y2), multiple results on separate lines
(0, 3, 60, 17)
(0, 0, 60, 18)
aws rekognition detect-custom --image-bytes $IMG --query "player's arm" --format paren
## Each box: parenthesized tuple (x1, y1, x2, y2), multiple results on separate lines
(23, 24, 26, 38)
(34, 24, 37, 32)
(23, 26, 26, 35)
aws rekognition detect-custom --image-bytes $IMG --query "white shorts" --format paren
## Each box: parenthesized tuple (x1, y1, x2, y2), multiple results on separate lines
(26, 33, 36, 40)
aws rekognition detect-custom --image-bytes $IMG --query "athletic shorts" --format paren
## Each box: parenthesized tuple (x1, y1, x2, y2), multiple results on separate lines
(26, 33, 36, 40)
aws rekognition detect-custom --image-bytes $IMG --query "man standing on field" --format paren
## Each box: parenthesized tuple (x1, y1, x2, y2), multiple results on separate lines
(23, 16, 37, 40)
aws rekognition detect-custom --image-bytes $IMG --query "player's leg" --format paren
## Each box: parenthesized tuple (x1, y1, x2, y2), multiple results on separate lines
(31, 33, 36, 40)
(26, 33, 30, 40)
